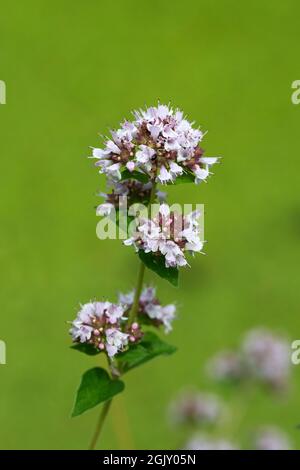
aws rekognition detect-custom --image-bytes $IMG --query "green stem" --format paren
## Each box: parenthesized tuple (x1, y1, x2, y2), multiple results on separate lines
(89, 178, 158, 449)
(127, 179, 157, 325)
(89, 399, 112, 450)
(128, 261, 146, 325)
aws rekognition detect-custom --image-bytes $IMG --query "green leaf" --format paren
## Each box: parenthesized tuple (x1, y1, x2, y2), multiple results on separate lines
(138, 251, 179, 286)
(117, 331, 177, 374)
(120, 169, 149, 184)
(172, 171, 195, 185)
(72, 367, 125, 417)
(71, 343, 100, 356)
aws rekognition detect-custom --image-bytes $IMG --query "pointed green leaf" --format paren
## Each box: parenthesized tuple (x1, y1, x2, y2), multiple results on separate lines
(71, 343, 100, 356)
(172, 171, 195, 185)
(138, 251, 179, 286)
(117, 332, 177, 374)
(120, 169, 149, 184)
(72, 367, 125, 417)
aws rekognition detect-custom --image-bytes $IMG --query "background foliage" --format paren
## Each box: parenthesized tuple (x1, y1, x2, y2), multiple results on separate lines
(0, 0, 299, 449)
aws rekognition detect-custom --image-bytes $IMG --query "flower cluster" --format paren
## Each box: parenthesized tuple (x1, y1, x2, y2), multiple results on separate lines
(169, 391, 222, 427)
(69, 288, 176, 358)
(184, 435, 237, 450)
(124, 204, 203, 268)
(252, 427, 291, 450)
(183, 428, 291, 451)
(96, 179, 166, 217)
(169, 327, 294, 451)
(69, 301, 142, 358)
(119, 286, 176, 333)
(207, 328, 290, 391)
(91, 104, 218, 184)
(206, 350, 244, 383)
(241, 328, 290, 391)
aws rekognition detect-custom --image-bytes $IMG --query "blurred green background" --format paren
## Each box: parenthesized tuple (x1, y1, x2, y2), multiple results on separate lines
(0, 0, 299, 449)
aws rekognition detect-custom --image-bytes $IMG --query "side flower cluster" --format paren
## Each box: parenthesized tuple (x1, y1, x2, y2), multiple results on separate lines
(69, 289, 176, 358)
(119, 286, 176, 333)
(91, 104, 218, 184)
(124, 204, 203, 268)
(70, 302, 133, 358)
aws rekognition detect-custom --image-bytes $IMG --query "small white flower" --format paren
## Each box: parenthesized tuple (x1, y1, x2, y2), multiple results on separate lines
(118, 290, 135, 305)
(106, 304, 125, 324)
(120, 121, 138, 140)
(135, 145, 155, 164)
(147, 123, 163, 140)
(160, 240, 187, 268)
(123, 237, 135, 247)
(105, 140, 121, 154)
(145, 303, 176, 333)
(193, 165, 209, 183)
(105, 162, 122, 179)
(199, 157, 218, 165)
(96, 202, 114, 216)
(126, 161, 135, 172)
(169, 161, 183, 178)
(92, 148, 109, 159)
(157, 165, 173, 184)
(140, 286, 156, 304)
(105, 328, 129, 357)
(159, 203, 170, 218)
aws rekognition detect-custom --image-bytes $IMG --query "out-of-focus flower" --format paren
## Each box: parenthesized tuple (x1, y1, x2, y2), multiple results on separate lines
(184, 435, 237, 450)
(124, 204, 203, 268)
(169, 391, 222, 427)
(207, 328, 291, 392)
(69, 301, 142, 358)
(252, 427, 291, 450)
(242, 328, 290, 391)
(91, 104, 218, 184)
(206, 350, 244, 382)
(119, 286, 176, 333)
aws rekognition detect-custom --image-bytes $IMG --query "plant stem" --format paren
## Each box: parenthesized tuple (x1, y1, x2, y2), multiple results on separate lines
(89, 179, 157, 450)
(89, 399, 113, 450)
(127, 179, 157, 325)
(128, 261, 146, 325)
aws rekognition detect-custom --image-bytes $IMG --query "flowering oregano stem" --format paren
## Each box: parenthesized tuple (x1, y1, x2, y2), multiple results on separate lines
(128, 179, 157, 325)
(88, 399, 112, 450)
(70, 104, 218, 451)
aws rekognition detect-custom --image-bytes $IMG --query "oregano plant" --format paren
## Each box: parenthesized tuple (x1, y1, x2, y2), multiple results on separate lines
(68, 103, 219, 449)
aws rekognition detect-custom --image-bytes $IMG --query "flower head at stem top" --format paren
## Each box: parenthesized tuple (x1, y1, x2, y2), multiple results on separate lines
(91, 103, 219, 185)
